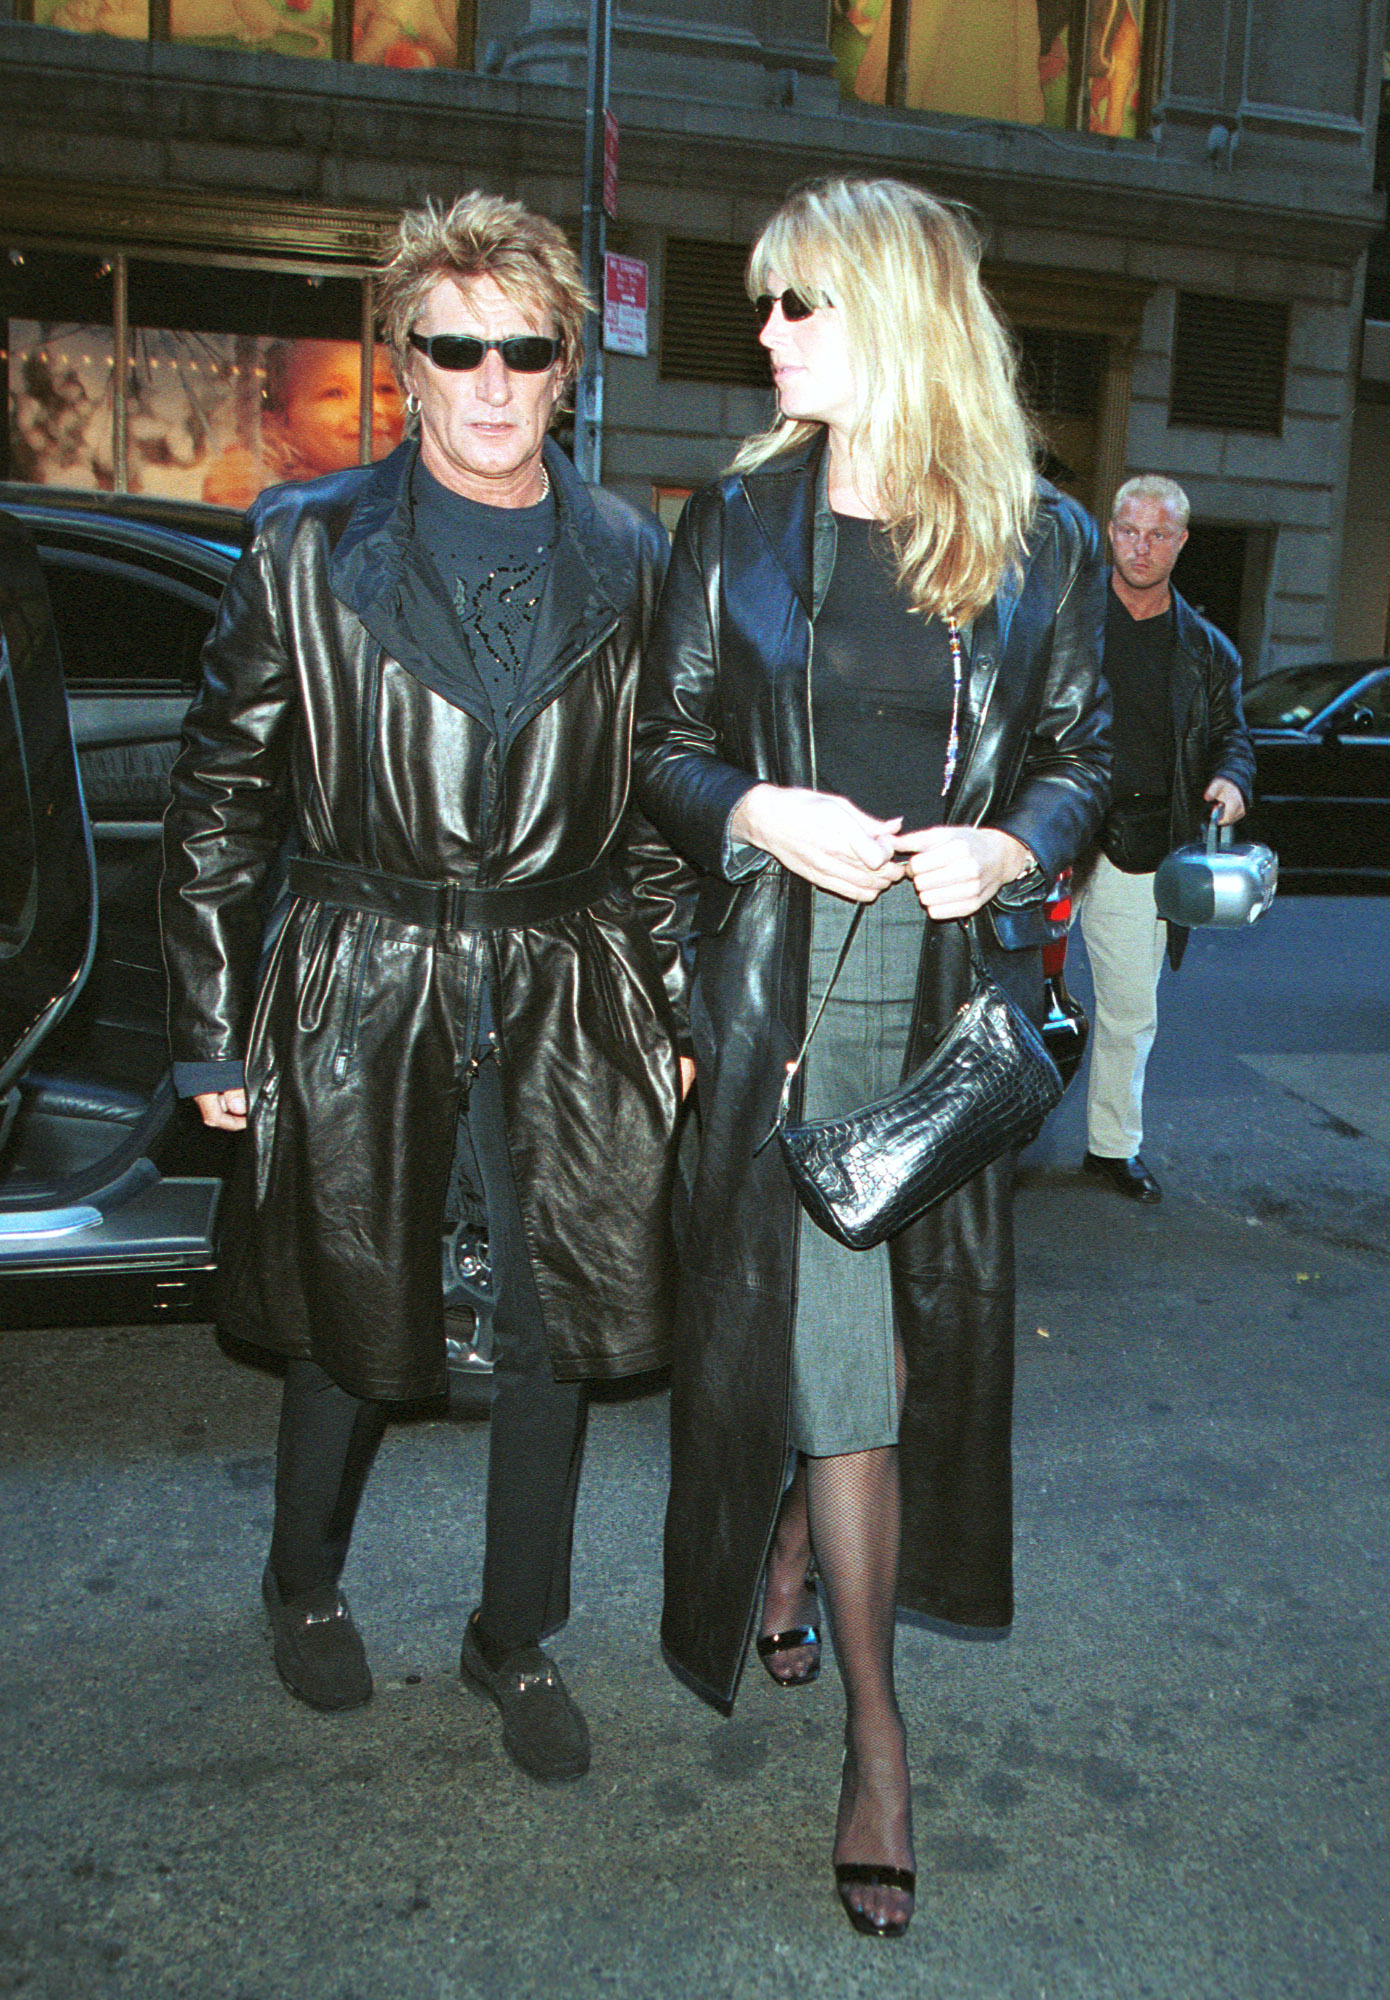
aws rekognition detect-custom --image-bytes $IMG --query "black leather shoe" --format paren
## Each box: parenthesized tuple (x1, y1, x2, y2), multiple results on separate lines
(460, 1612, 591, 1783)
(1083, 1151, 1162, 1203)
(261, 1565, 372, 1711)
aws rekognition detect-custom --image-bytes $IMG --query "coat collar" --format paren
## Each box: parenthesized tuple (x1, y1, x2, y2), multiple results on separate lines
(738, 433, 823, 621)
(325, 435, 627, 744)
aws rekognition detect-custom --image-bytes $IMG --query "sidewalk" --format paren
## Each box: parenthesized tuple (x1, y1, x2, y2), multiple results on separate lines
(0, 899, 1385, 1999)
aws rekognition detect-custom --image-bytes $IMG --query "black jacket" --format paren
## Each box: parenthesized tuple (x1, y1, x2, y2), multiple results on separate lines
(632, 439, 1111, 1710)
(1166, 585, 1256, 843)
(1102, 582, 1256, 966)
(161, 438, 695, 1400)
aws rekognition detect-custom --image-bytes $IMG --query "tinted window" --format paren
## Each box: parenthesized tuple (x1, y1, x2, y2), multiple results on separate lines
(39, 559, 215, 692)
(1244, 663, 1387, 730)
(1327, 673, 1390, 732)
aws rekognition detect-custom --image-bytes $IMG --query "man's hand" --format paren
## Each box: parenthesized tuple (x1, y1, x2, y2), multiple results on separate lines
(896, 825, 1034, 919)
(1204, 778, 1246, 826)
(193, 1087, 248, 1131)
(730, 784, 905, 902)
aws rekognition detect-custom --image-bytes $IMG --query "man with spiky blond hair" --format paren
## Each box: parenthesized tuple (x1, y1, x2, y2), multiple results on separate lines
(163, 192, 694, 1777)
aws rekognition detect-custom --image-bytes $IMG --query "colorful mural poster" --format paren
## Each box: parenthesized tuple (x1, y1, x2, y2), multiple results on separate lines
(832, 0, 1145, 137)
(32, 0, 149, 37)
(352, 0, 457, 67)
(8, 325, 404, 503)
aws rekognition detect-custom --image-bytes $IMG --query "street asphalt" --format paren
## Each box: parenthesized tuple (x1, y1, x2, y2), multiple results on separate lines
(0, 895, 1386, 1999)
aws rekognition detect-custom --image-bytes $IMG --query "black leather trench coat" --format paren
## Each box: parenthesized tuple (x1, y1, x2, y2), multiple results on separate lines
(633, 439, 1111, 1711)
(161, 438, 694, 1402)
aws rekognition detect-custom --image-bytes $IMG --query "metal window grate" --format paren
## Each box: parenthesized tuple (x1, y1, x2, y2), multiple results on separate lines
(1170, 293, 1288, 434)
(659, 238, 769, 387)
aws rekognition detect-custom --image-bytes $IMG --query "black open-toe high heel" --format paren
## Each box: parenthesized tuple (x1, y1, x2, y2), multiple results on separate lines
(755, 1574, 821, 1687)
(834, 1862, 916, 1939)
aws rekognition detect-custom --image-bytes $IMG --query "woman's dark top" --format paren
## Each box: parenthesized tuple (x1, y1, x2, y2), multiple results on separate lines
(811, 513, 955, 830)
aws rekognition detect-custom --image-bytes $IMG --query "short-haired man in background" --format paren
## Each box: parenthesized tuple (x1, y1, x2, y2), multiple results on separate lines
(1074, 474, 1255, 1203)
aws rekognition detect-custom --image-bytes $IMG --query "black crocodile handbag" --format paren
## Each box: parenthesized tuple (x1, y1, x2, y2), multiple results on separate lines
(766, 910, 1063, 1250)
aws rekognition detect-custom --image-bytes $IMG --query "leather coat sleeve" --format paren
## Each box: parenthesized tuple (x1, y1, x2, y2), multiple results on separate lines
(632, 488, 761, 881)
(985, 497, 1112, 889)
(160, 510, 298, 1069)
(611, 513, 700, 1027)
(1204, 623, 1257, 805)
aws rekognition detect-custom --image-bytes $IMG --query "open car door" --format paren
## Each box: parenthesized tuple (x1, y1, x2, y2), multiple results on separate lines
(0, 508, 220, 1318)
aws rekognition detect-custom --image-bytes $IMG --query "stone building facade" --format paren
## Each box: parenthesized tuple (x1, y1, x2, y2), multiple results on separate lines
(1, 0, 1385, 669)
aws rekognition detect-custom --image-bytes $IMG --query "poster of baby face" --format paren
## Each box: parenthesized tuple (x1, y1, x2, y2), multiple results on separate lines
(8, 325, 405, 504)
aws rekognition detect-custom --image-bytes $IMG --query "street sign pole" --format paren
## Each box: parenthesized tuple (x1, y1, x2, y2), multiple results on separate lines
(573, 0, 611, 485)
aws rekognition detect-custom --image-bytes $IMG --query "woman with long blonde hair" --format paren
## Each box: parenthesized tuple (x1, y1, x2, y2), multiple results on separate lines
(635, 177, 1109, 1938)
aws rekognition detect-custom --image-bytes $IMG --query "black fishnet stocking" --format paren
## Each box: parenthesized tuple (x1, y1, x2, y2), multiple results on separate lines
(759, 1462, 819, 1682)
(769, 1329, 915, 1931)
(807, 1441, 915, 1930)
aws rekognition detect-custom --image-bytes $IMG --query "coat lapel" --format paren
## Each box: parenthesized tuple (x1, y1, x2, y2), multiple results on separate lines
(739, 437, 821, 621)
(508, 442, 622, 742)
(327, 439, 496, 730)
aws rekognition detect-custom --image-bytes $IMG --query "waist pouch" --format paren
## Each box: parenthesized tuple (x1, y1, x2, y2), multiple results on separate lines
(1099, 794, 1171, 875)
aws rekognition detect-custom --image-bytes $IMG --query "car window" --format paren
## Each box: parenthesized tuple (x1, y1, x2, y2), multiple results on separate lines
(1243, 662, 1390, 730)
(1325, 673, 1390, 733)
(39, 557, 216, 694)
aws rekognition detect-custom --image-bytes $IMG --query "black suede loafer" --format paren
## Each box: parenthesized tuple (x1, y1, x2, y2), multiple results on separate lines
(261, 1565, 372, 1711)
(1083, 1151, 1162, 1203)
(460, 1612, 591, 1783)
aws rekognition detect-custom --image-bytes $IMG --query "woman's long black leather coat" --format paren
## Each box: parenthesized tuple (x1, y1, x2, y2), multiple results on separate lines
(633, 439, 1111, 1711)
(161, 438, 694, 1402)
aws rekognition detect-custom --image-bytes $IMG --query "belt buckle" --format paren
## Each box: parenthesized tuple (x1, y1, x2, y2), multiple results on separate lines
(442, 880, 467, 932)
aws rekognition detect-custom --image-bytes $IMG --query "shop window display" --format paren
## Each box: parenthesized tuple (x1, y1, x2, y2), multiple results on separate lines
(22, 0, 463, 66)
(7, 324, 403, 502)
(831, 0, 1151, 137)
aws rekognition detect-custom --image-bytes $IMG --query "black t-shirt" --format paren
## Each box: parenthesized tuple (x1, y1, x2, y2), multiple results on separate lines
(811, 513, 956, 831)
(1104, 588, 1174, 798)
(411, 458, 557, 738)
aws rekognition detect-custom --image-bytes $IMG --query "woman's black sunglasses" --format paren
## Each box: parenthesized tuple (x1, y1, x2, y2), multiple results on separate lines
(407, 330, 561, 373)
(753, 289, 819, 330)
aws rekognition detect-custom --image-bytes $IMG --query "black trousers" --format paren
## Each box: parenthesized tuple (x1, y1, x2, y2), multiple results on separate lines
(268, 1052, 588, 1654)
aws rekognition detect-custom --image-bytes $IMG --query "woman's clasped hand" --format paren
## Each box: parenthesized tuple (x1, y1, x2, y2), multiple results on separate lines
(733, 784, 1034, 919)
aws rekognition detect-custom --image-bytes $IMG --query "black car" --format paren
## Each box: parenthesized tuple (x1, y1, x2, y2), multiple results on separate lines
(0, 486, 496, 1404)
(0, 486, 243, 1331)
(1244, 657, 1390, 889)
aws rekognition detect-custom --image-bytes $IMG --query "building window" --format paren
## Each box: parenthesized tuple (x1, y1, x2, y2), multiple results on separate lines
(18, 0, 475, 69)
(659, 240, 768, 389)
(1169, 294, 1289, 435)
(4, 249, 405, 499)
(831, 0, 1161, 138)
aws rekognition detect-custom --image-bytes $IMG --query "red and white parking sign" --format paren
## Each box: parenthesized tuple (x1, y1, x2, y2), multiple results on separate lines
(603, 254, 648, 357)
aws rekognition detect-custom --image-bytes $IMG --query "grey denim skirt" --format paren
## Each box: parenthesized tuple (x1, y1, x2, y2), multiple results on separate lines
(789, 883, 926, 1457)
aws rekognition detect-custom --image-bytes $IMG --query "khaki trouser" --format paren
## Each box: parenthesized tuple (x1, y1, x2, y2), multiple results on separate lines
(1073, 852, 1168, 1159)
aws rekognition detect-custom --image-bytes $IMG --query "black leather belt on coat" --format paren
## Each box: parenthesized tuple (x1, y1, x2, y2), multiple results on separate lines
(287, 854, 616, 931)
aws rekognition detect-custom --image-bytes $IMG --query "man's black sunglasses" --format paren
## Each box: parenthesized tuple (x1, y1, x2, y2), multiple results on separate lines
(407, 330, 561, 373)
(753, 289, 820, 330)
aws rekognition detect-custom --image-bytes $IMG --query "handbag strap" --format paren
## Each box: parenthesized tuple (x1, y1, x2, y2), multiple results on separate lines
(758, 906, 990, 1147)
(758, 612, 970, 1150)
